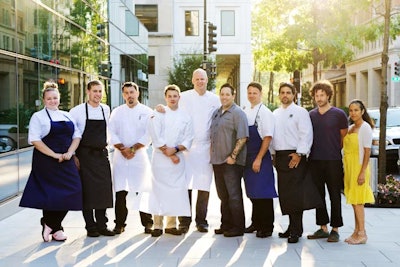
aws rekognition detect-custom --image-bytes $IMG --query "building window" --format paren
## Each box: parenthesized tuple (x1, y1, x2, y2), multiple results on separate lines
(125, 10, 139, 36)
(185, 10, 199, 36)
(221, 10, 235, 36)
(148, 56, 155, 74)
(135, 5, 158, 32)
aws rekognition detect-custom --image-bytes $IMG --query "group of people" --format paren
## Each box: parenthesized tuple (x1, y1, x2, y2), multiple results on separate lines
(19, 70, 375, 246)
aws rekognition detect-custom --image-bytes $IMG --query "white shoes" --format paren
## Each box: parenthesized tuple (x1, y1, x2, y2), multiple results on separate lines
(41, 218, 52, 242)
(52, 230, 67, 241)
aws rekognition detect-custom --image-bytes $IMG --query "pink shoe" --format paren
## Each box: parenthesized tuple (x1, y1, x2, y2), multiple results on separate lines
(52, 230, 67, 242)
(41, 218, 52, 242)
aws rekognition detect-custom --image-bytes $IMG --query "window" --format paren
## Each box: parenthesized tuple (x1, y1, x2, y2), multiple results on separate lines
(148, 56, 155, 74)
(135, 5, 158, 32)
(221, 10, 235, 36)
(125, 10, 139, 36)
(185, 10, 199, 36)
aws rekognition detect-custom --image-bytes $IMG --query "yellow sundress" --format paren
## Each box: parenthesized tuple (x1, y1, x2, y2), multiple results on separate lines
(343, 133, 375, 204)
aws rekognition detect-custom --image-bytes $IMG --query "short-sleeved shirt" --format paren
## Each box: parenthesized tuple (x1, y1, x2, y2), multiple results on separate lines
(309, 106, 348, 160)
(210, 103, 249, 166)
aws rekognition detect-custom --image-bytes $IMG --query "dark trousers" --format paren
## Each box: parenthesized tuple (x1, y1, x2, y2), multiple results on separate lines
(250, 198, 274, 232)
(179, 189, 210, 227)
(82, 209, 108, 231)
(310, 160, 344, 228)
(42, 210, 68, 233)
(213, 163, 245, 232)
(114, 190, 153, 228)
(288, 211, 303, 236)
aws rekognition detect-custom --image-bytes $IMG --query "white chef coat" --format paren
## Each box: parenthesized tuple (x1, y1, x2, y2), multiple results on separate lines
(271, 102, 313, 155)
(28, 108, 81, 143)
(243, 103, 275, 139)
(108, 103, 153, 193)
(143, 107, 194, 216)
(179, 89, 220, 190)
(69, 102, 110, 134)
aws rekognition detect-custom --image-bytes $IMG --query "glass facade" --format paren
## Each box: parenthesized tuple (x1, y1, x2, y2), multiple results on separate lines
(0, 0, 149, 202)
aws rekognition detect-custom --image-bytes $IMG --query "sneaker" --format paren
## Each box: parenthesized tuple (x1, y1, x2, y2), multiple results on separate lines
(307, 229, 329, 239)
(41, 218, 52, 242)
(52, 230, 67, 241)
(327, 230, 340, 242)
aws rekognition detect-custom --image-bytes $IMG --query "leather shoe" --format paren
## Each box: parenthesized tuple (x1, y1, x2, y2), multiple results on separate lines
(214, 228, 225, 234)
(244, 224, 257, 233)
(288, 234, 300, 243)
(113, 225, 125, 234)
(256, 230, 272, 238)
(179, 226, 189, 234)
(278, 229, 290, 238)
(87, 230, 100, 237)
(144, 227, 152, 234)
(151, 229, 163, 237)
(165, 228, 182, 235)
(197, 225, 208, 233)
(99, 228, 116, 236)
(223, 230, 244, 237)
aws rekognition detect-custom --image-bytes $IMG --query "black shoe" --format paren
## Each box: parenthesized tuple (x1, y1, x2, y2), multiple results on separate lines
(99, 228, 116, 236)
(165, 228, 182, 235)
(113, 225, 125, 234)
(151, 229, 163, 237)
(223, 230, 244, 237)
(278, 229, 290, 238)
(87, 230, 100, 237)
(244, 224, 257, 233)
(144, 227, 152, 234)
(256, 230, 272, 238)
(197, 225, 208, 233)
(179, 225, 189, 234)
(288, 234, 300, 243)
(214, 228, 225, 235)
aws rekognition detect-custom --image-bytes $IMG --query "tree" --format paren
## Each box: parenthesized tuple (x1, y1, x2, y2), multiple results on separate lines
(168, 54, 216, 92)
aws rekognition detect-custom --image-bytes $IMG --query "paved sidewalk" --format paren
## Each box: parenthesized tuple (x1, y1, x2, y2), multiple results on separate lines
(1, 182, 399, 267)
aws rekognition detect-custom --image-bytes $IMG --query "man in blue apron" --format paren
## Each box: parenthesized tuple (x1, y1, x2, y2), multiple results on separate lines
(70, 80, 114, 237)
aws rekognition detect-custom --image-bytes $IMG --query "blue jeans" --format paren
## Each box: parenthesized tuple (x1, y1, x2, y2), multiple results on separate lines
(213, 163, 245, 232)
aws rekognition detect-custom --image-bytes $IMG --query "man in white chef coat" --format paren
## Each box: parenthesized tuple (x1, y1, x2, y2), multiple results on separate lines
(177, 68, 220, 233)
(145, 84, 194, 237)
(108, 81, 153, 235)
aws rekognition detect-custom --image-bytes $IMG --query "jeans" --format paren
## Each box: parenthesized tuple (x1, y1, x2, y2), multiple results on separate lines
(213, 163, 245, 232)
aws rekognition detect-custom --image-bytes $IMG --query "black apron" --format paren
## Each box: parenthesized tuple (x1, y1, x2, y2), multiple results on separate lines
(20, 109, 82, 210)
(76, 103, 113, 209)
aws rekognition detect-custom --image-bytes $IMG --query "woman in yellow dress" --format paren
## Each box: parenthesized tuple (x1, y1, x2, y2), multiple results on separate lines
(343, 99, 375, 245)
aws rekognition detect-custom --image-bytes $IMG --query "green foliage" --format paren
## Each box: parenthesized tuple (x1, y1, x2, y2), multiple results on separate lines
(168, 54, 216, 92)
(0, 104, 35, 132)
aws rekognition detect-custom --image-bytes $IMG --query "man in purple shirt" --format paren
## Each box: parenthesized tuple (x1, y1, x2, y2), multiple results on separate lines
(307, 80, 348, 242)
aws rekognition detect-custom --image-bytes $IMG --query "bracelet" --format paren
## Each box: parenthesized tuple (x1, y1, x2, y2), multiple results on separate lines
(130, 146, 135, 153)
(175, 146, 179, 153)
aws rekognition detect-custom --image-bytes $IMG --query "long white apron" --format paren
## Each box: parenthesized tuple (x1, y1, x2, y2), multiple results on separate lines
(184, 141, 213, 191)
(112, 148, 152, 192)
(145, 149, 191, 216)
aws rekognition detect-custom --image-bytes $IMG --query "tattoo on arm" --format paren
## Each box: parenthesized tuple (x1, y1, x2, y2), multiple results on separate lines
(231, 138, 247, 158)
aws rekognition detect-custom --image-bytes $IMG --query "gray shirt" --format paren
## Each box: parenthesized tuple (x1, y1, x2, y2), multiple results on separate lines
(210, 103, 249, 166)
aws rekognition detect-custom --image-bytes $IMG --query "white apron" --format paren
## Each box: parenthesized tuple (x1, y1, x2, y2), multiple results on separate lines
(184, 141, 213, 191)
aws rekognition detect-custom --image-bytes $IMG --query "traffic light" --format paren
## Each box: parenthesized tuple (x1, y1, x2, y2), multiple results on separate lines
(98, 61, 112, 78)
(96, 23, 106, 52)
(208, 23, 217, 53)
(395, 61, 400, 76)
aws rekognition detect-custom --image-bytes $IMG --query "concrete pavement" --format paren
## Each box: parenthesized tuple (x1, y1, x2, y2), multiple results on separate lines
(1, 182, 400, 267)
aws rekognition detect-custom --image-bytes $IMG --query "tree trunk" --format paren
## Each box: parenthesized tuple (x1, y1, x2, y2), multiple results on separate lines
(378, 0, 391, 184)
(268, 71, 274, 104)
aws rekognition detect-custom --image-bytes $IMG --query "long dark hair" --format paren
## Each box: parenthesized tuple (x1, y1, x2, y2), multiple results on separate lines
(348, 99, 374, 129)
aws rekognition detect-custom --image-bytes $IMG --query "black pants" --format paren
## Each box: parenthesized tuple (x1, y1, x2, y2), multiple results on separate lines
(310, 160, 344, 228)
(83, 209, 108, 231)
(42, 210, 68, 233)
(288, 211, 303, 236)
(250, 198, 274, 232)
(179, 189, 210, 228)
(114, 190, 153, 228)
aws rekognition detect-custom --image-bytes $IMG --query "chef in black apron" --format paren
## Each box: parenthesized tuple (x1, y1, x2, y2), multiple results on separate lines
(70, 80, 114, 237)
(20, 82, 82, 242)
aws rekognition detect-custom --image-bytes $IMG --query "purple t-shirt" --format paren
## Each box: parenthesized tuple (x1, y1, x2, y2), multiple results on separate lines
(309, 107, 348, 160)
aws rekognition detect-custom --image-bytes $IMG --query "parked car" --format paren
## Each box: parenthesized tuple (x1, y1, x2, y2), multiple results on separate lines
(0, 124, 29, 153)
(367, 107, 400, 173)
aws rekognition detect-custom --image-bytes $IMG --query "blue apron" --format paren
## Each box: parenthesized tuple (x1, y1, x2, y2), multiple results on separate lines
(20, 109, 82, 210)
(243, 107, 278, 199)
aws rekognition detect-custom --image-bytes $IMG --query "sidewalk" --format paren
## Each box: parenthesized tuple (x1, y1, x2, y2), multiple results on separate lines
(1, 182, 399, 267)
